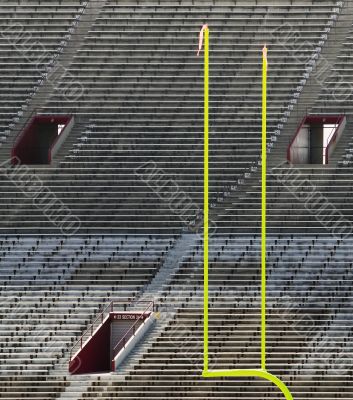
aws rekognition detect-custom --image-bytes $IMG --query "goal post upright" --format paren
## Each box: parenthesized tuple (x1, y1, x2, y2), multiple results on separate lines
(199, 24, 294, 400)
(203, 24, 209, 374)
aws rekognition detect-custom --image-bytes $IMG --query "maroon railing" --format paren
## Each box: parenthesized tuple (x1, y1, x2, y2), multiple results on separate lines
(112, 301, 154, 359)
(69, 300, 154, 362)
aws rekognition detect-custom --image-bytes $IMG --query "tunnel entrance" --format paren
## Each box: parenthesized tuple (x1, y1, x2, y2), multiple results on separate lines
(12, 115, 73, 165)
(288, 115, 346, 165)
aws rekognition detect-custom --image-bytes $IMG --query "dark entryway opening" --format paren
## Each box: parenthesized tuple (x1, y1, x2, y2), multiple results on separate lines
(309, 122, 324, 164)
(12, 115, 72, 165)
(288, 115, 346, 165)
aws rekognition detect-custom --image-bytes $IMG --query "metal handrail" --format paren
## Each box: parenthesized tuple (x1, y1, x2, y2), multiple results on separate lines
(69, 300, 154, 361)
(112, 301, 154, 359)
(69, 300, 112, 361)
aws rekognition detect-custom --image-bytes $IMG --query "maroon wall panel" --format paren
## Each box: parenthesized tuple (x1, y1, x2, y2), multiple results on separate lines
(69, 318, 111, 374)
(12, 115, 71, 165)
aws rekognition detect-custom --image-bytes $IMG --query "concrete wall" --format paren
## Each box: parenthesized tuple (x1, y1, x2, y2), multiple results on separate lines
(289, 124, 310, 164)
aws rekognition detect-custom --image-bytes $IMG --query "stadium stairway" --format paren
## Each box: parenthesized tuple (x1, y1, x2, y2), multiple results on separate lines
(0, 235, 177, 399)
(0, 1, 339, 235)
(0, 0, 90, 158)
(1, 2, 353, 400)
(0, 0, 109, 161)
(210, 1, 353, 235)
(269, 0, 353, 168)
(64, 239, 320, 398)
(1, 234, 351, 399)
(87, 239, 350, 399)
(51, 233, 197, 399)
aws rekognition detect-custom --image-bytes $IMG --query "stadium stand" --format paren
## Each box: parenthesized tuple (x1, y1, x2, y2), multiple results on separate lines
(0, 1, 89, 148)
(61, 235, 353, 399)
(1, 1, 353, 400)
(0, 234, 177, 397)
(0, 0, 343, 234)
